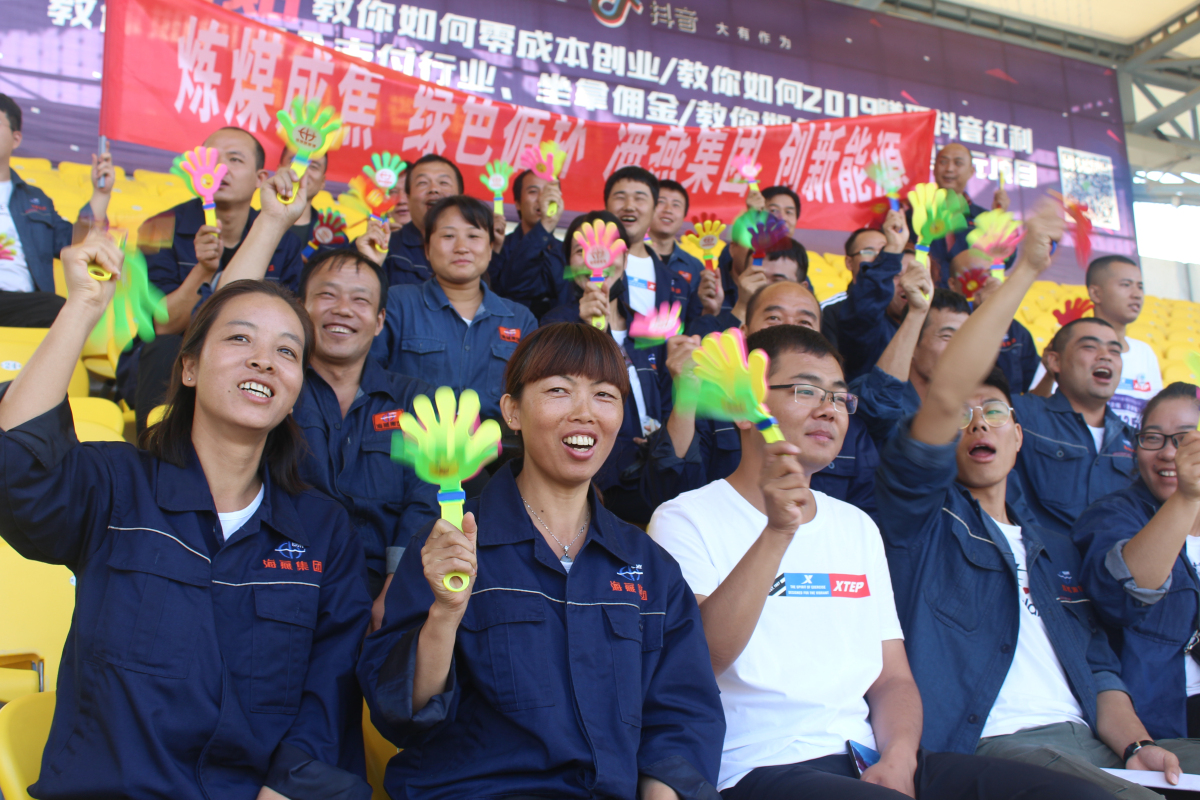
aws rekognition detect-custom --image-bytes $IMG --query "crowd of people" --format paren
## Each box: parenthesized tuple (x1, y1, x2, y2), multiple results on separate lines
(1, 88, 1197, 800)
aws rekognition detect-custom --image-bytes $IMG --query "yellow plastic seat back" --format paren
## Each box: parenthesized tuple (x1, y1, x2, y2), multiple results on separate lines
(363, 702, 398, 800)
(0, 691, 56, 800)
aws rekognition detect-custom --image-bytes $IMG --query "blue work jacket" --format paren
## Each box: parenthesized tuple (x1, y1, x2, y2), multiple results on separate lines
(1073, 478, 1200, 740)
(875, 418, 1128, 754)
(848, 366, 923, 450)
(357, 462, 725, 800)
(370, 278, 538, 422)
(382, 222, 433, 287)
(294, 360, 439, 588)
(658, 242, 704, 311)
(827, 251, 904, 380)
(487, 223, 568, 320)
(640, 413, 881, 521)
(995, 319, 1040, 394)
(5, 171, 95, 293)
(0, 394, 372, 800)
(1011, 392, 1136, 537)
(630, 246, 704, 325)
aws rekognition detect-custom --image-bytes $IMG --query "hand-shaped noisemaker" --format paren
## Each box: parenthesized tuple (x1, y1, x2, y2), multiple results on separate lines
(87, 237, 168, 352)
(390, 386, 502, 592)
(178, 146, 228, 228)
(1049, 191, 1093, 270)
(0, 233, 16, 262)
(967, 209, 1023, 282)
(340, 175, 398, 253)
(479, 160, 515, 216)
(730, 155, 763, 193)
(520, 142, 566, 217)
(907, 182, 969, 267)
(749, 216, 791, 268)
(629, 301, 683, 349)
(303, 209, 349, 260)
(681, 213, 727, 272)
(866, 160, 904, 211)
(681, 328, 784, 443)
(730, 209, 768, 248)
(1052, 297, 1093, 326)
(363, 152, 407, 194)
(572, 220, 627, 330)
(276, 96, 342, 205)
(955, 267, 989, 303)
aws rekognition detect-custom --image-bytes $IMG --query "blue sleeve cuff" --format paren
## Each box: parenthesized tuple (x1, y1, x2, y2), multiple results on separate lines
(1092, 671, 1129, 697)
(886, 417, 959, 474)
(648, 423, 701, 471)
(373, 626, 459, 742)
(1105, 539, 1172, 603)
(266, 742, 371, 800)
(385, 546, 405, 575)
(640, 755, 721, 800)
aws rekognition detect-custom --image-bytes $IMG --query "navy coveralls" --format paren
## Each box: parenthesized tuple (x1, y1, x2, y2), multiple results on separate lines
(487, 223, 568, 320)
(4, 170, 95, 292)
(382, 221, 433, 287)
(824, 251, 904, 380)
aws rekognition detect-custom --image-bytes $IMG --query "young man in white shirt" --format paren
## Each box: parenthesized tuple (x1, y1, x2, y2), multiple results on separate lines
(649, 323, 1109, 800)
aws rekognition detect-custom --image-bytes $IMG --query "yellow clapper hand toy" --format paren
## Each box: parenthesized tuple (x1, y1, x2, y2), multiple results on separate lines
(520, 141, 566, 217)
(275, 96, 342, 205)
(681, 213, 727, 272)
(390, 387, 502, 591)
(682, 328, 784, 443)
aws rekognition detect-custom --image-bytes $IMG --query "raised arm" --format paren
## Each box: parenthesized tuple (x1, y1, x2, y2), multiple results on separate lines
(874, 264, 931, 382)
(910, 200, 1062, 446)
(1118, 432, 1200, 589)
(218, 170, 308, 288)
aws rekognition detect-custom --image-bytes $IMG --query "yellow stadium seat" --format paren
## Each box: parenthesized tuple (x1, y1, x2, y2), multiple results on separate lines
(73, 420, 124, 442)
(0, 342, 89, 397)
(1166, 330, 1200, 347)
(10, 157, 52, 173)
(0, 691, 56, 800)
(0, 655, 41, 703)
(146, 404, 168, 428)
(1166, 344, 1195, 363)
(0, 539, 74, 692)
(1164, 361, 1195, 384)
(58, 160, 126, 185)
(68, 397, 124, 434)
(363, 703, 398, 800)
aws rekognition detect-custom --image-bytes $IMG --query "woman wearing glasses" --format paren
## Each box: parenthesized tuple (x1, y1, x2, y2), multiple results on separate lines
(1073, 382, 1200, 740)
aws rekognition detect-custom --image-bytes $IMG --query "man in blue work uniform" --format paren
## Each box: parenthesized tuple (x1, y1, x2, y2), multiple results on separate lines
(487, 167, 566, 319)
(647, 178, 703, 300)
(644, 281, 880, 520)
(367, 153, 463, 287)
(0, 93, 112, 326)
(875, 202, 1195, 797)
(123, 126, 301, 432)
(685, 241, 810, 339)
(819, 226, 881, 350)
(1010, 316, 1135, 536)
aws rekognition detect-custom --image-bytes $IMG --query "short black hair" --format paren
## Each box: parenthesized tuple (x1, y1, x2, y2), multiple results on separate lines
(844, 227, 877, 257)
(0, 94, 21, 133)
(746, 324, 844, 373)
(1085, 255, 1139, 288)
(917, 288, 972, 338)
(1047, 316, 1115, 355)
(763, 185, 801, 219)
(1141, 381, 1200, 429)
(744, 282, 820, 328)
(767, 241, 809, 280)
(299, 247, 389, 312)
(657, 179, 689, 212)
(405, 153, 464, 194)
(563, 210, 631, 263)
(215, 126, 265, 170)
(604, 166, 659, 204)
(512, 169, 533, 204)
(423, 194, 494, 245)
(982, 366, 1014, 407)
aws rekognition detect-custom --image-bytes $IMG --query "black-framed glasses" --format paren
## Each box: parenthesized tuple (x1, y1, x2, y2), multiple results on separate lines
(1136, 431, 1190, 451)
(960, 401, 1014, 430)
(767, 383, 858, 414)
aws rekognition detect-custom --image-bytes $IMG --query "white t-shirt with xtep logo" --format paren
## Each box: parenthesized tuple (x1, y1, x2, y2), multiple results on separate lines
(649, 479, 903, 790)
(980, 518, 1087, 739)
(1032, 336, 1162, 428)
(624, 254, 657, 316)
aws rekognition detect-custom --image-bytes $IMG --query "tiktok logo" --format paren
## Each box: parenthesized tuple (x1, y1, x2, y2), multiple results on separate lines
(590, 0, 643, 28)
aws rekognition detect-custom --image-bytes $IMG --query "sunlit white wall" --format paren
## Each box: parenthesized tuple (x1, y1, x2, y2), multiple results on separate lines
(1134, 202, 1200, 302)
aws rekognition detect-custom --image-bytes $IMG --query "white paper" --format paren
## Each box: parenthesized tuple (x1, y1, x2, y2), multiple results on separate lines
(1102, 768, 1200, 791)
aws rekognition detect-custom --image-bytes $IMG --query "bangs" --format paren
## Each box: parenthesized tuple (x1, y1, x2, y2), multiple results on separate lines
(505, 322, 632, 399)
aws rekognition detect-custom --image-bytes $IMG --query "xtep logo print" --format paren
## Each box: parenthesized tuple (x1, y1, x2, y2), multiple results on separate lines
(777, 573, 870, 598)
(590, 0, 644, 28)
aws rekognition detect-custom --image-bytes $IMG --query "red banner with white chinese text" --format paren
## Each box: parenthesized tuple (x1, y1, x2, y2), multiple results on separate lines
(100, 0, 935, 228)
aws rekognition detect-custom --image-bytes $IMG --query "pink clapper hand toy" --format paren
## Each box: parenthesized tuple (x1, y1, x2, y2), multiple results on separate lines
(630, 301, 683, 349)
(730, 155, 763, 193)
(0, 233, 15, 261)
(179, 147, 227, 228)
(573, 220, 627, 330)
(520, 142, 566, 217)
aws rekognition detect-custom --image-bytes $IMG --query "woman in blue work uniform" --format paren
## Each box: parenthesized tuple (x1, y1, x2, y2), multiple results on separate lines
(358, 321, 725, 800)
(542, 211, 680, 524)
(1074, 382, 1200, 741)
(0, 236, 373, 800)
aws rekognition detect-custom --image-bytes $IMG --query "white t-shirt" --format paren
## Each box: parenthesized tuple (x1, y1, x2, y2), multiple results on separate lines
(625, 254, 657, 316)
(1032, 336, 1162, 428)
(610, 328, 655, 435)
(649, 480, 904, 790)
(0, 180, 32, 293)
(1087, 424, 1105, 454)
(1185, 537, 1200, 697)
(980, 518, 1088, 739)
(217, 485, 265, 540)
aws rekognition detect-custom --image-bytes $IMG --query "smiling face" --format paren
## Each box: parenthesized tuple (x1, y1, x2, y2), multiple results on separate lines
(746, 282, 820, 333)
(1047, 321, 1122, 404)
(303, 258, 385, 367)
(204, 128, 265, 205)
(956, 384, 1023, 490)
(408, 161, 460, 234)
(1090, 260, 1144, 326)
(934, 143, 973, 195)
(651, 187, 688, 238)
(387, 178, 411, 227)
(518, 172, 550, 227)
(1138, 397, 1200, 502)
(765, 350, 849, 473)
(426, 206, 492, 287)
(606, 178, 656, 242)
(181, 292, 306, 436)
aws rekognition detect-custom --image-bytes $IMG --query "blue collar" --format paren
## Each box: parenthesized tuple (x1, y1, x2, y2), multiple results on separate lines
(420, 277, 515, 320)
(171, 197, 260, 238)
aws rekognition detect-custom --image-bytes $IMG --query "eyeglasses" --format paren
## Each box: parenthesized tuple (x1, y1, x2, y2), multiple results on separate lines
(849, 247, 879, 260)
(960, 401, 1014, 429)
(767, 383, 858, 414)
(1136, 431, 1190, 451)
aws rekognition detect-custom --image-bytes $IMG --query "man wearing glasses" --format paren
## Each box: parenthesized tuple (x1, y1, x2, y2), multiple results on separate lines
(876, 201, 1186, 797)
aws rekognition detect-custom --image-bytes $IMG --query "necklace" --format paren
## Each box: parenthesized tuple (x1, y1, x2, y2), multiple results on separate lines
(523, 498, 589, 561)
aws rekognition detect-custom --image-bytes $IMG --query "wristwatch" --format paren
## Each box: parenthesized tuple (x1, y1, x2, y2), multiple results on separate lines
(1123, 739, 1156, 763)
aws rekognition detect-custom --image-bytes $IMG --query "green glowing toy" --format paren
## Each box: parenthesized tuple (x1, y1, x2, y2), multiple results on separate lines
(276, 96, 342, 205)
(679, 328, 784, 443)
(479, 160, 516, 216)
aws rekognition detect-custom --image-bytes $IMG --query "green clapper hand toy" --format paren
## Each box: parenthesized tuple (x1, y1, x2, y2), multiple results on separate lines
(178, 146, 228, 228)
(276, 96, 342, 206)
(866, 160, 904, 211)
(681, 328, 784, 443)
(907, 182, 969, 268)
(390, 386, 502, 592)
(520, 142, 566, 217)
(479, 160, 515, 215)
(967, 209, 1024, 283)
(363, 152, 407, 194)
(570, 220, 627, 330)
(88, 237, 168, 352)
(730, 209, 768, 249)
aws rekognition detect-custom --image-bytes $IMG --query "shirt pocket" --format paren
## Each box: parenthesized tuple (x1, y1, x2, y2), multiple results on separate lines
(1028, 437, 1087, 513)
(458, 593, 554, 713)
(603, 605, 662, 727)
(485, 342, 518, 406)
(251, 585, 319, 712)
(93, 533, 210, 679)
(399, 337, 449, 386)
(923, 527, 1006, 633)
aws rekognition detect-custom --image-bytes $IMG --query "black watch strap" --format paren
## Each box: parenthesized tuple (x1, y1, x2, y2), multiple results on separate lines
(1123, 740, 1156, 763)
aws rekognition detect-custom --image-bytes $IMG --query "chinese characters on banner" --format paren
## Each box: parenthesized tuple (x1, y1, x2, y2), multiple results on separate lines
(99, 0, 937, 226)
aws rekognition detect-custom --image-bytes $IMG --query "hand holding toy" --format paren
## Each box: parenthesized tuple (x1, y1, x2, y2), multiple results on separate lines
(967, 209, 1024, 282)
(866, 160, 904, 211)
(363, 152, 407, 193)
(730, 155, 763, 193)
(178, 146, 228, 228)
(955, 267, 991, 303)
(681, 328, 783, 443)
(303, 209, 349, 260)
(479, 160, 516, 216)
(340, 175, 398, 253)
(681, 213, 727, 271)
(276, 96, 342, 205)
(1053, 297, 1094, 326)
(520, 142, 567, 217)
(571, 220, 628, 330)
(390, 386, 502, 591)
(88, 236, 168, 351)
(630, 301, 683, 348)
(907, 182, 969, 267)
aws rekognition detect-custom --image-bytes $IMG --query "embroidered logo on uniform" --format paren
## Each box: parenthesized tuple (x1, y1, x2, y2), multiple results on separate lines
(1058, 570, 1073, 581)
(263, 558, 322, 572)
(779, 573, 870, 598)
(373, 410, 403, 431)
(609, 579, 648, 600)
(276, 541, 307, 560)
(499, 326, 521, 343)
(618, 564, 643, 581)
(677, 270, 693, 283)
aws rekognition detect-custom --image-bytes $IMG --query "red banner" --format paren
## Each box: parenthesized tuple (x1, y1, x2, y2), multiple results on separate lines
(100, 0, 935, 227)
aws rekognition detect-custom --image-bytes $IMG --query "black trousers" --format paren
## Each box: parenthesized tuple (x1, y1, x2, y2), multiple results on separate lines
(134, 333, 183, 434)
(0, 290, 66, 327)
(720, 750, 1113, 800)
